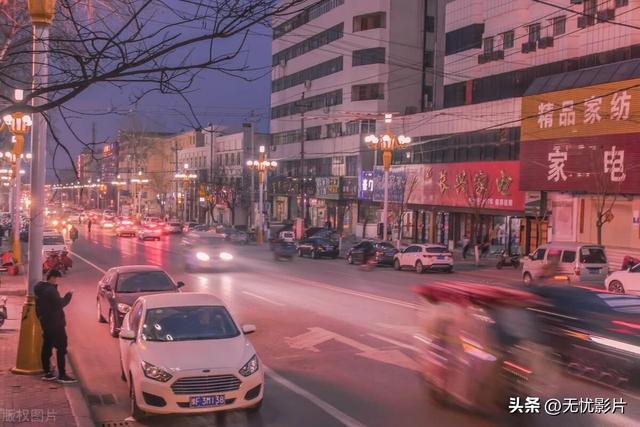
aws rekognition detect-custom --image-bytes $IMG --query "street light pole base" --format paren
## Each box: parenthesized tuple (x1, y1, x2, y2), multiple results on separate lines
(11, 295, 44, 375)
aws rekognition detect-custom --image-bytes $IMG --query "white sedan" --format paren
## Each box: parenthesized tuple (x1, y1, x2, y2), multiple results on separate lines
(119, 293, 263, 420)
(393, 244, 454, 273)
(605, 264, 640, 294)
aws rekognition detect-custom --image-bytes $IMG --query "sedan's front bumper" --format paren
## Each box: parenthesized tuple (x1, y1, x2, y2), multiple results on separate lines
(134, 369, 264, 414)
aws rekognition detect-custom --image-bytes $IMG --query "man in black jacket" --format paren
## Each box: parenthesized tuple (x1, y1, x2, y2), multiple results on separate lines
(34, 270, 76, 383)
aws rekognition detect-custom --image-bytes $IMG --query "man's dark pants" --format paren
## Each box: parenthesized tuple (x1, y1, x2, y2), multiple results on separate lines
(41, 327, 68, 377)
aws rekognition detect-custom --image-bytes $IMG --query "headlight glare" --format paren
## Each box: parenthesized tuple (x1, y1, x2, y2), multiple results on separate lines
(219, 252, 233, 261)
(239, 355, 259, 377)
(196, 251, 210, 262)
(142, 361, 173, 382)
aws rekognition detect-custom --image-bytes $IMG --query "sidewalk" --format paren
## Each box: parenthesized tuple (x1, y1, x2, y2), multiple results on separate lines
(0, 275, 94, 427)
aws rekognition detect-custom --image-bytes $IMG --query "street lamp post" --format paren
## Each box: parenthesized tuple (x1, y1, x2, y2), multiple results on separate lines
(111, 175, 126, 215)
(246, 146, 277, 245)
(13, 0, 57, 375)
(365, 114, 411, 242)
(175, 165, 197, 222)
(130, 171, 149, 218)
(2, 90, 32, 266)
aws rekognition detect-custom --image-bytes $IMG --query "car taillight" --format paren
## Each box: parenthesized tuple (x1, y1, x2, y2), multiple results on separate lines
(609, 320, 640, 335)
(503, 360, 532, 377)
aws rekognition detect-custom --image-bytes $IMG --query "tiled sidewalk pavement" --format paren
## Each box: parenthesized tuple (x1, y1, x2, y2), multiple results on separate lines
(0, 275, 93, 427)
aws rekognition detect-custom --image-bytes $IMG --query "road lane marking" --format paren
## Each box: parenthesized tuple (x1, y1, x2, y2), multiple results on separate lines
(264, 365, 366, 427)
(242, 291, 285, 306)
(367, 333, 418, 352)
(69, 251, 107, 274)
(259, 272, 419, 310)
(286, 327, 420, 372)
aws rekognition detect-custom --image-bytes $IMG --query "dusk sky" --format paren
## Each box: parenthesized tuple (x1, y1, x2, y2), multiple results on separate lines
(49, 26, 274, 175)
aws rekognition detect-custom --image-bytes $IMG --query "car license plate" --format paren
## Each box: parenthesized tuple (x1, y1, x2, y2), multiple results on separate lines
(588, 268, 600, 274)
(189, 395, 226, 408)
(437, 256, 444, 260)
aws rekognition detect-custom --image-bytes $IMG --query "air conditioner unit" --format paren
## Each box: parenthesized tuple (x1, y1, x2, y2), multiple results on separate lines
(477, 53, 490, 64)
(597, 8, 615, 22)
(570, 0, 583, 4)
(616, 0, 629, 7)
(491, 50, 504, 60)
(578, 15, 595, 28)
(538, 36, 554, 49)
(521, 41, 537, 54)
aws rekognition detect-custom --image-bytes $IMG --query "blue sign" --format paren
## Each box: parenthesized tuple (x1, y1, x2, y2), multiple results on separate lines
(359, 170, 406, 203)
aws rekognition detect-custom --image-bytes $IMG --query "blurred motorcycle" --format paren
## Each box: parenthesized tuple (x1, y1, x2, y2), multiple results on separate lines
(413, 282, 558, 416)
(43, 251, 72, 274)
(496, 250, 520, 269)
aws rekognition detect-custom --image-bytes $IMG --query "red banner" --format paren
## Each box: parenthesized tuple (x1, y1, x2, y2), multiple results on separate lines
(519, 133, 640, 193)
(400, 161, 524, 211)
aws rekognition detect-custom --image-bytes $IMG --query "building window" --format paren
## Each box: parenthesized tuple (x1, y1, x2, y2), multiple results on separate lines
(425, 15, 435, 33)
(552, 16, 566, 36)
(345, 120, 359, 135)
(326, 123, 342, 138)
(352, 47, 385, 66)
(353, 12, 386, 32)
(502, 30, 514, 49)
(306, 126, 321, 141)
(272, 23, 344, 66)
(423, 50, 434, 67)
(360, 119, 376, 134)
(346, 155, 358, 176)
(528, 23, 541, 43)
(273, 0, 345, 39)
(423, 85, 433, 110)
(445, 23, 484, 55)
(271, 89, 343, 119)
(352, 83, 384, 101)
(483, 37, 494, 54)
(272, 57, 343, 93)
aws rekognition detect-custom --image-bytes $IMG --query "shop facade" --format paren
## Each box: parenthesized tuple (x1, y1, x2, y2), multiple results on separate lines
(314, 176, 358, 233)
(520, 75, 640, 261)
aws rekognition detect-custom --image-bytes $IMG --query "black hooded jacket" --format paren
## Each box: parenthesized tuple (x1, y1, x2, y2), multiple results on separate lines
(34, 281, 72, 332)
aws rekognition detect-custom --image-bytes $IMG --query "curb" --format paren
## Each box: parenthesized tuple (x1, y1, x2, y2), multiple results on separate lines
(0, 289, 26, 296)
(63, 351, 97, 427)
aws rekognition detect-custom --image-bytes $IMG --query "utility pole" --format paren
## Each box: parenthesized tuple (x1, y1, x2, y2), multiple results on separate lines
(296, 93, 307, 226)
(174, 139, 179, 219)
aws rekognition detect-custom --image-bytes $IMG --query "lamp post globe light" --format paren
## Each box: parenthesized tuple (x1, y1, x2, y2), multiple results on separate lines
(246, 145, 277, 244)
(174, 165, 197, 221)
(364, 113, 411, 242)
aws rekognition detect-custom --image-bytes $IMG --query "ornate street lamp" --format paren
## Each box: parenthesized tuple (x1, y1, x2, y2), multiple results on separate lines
(364, 113, 411, 242)
(246, 145, 277, 244)
(174, 165, 197, 221)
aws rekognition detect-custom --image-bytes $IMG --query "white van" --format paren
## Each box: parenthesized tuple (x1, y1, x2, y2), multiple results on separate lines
(521, 242, 608, 286)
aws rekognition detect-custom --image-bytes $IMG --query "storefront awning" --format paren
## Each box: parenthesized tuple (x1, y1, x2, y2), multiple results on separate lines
(525, 58, 640, 96)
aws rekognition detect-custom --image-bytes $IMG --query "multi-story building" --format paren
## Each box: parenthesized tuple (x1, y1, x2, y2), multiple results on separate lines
(269, 0, 443, 232)
(368, 0, 640, 264)
(77, 148, 100, 183)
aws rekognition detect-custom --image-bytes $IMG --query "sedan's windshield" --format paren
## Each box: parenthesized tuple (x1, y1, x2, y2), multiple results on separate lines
(116, 271, 176, 293)
(43, 235, 64, 245)
(141, 306, 240, 342)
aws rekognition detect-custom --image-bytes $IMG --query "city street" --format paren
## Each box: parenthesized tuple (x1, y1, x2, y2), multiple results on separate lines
(60, 227, 639, 427)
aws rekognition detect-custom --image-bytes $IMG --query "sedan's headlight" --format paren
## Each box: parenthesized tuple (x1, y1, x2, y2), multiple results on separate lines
(219, 252, 233, 261)
(196, 251, 210, 262)
(239, 354, 259, 377)
(141, 361, 173, 382)
(117, 303, 131, 314)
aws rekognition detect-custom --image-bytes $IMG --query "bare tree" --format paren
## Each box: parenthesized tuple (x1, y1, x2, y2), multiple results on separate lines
(0, 0, 306, 175)
(456, 169, 493, 265)
(210, 165, 249, 226)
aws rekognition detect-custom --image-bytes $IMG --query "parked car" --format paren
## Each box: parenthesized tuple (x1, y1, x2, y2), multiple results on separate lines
(96, 265, 184, 337)
(118, 293, 263, 420)
(138, 224, 162, 241)
(182, 232, 234, 271)
(605, 263, 640, 294)
(164, 221, 183, 234)
(346, 240, 398, 266)
(182, 221, 199, 233)
(393, 244, 453, 273)
(296, 237, 339, 259)
(116, 219, 137, 237)
(521, 242, 608, 287)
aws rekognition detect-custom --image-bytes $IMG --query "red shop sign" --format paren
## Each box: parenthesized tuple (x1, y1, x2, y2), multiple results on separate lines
(402, 161, 524, 211)
(520, 133, 640, 193)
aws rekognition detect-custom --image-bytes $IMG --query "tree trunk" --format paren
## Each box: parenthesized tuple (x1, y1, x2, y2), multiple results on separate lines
(596, 218, 603, 245)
